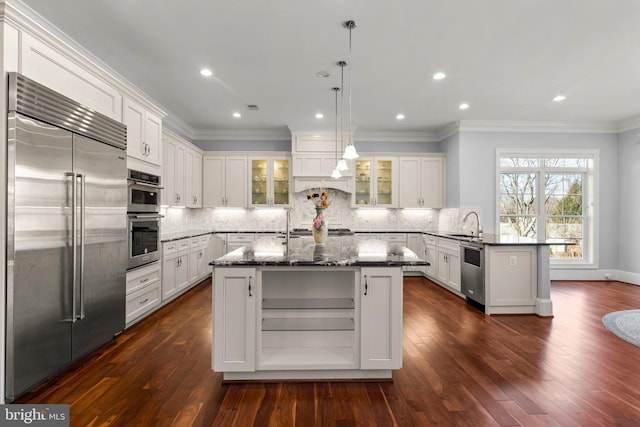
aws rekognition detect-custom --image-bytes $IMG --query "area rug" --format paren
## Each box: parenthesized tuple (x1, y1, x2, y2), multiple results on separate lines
(602, 310, 640, 348)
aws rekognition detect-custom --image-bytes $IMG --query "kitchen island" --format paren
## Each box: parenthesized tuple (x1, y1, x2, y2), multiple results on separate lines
(210, 236, 427, 381)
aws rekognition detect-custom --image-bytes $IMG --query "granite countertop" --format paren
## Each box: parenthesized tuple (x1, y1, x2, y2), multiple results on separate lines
(423, 230, 574, 246)
(210, 235, 429, 267)
(161, 230, 284, 242)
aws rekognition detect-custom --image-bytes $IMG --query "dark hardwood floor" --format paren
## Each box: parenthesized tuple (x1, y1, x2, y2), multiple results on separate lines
(17, 277, 640, 426)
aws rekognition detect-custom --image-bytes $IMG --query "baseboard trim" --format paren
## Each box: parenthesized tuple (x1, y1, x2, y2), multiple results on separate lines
(551, 269, 640, 286)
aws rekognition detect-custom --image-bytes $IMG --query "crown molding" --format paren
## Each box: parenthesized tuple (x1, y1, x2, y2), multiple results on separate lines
(162, 114, 195, 141)
(354, 130, 439, 143)
(617, 115, 640, 133)
(457, 120, 618, 134)
(192, 128, 291, 141)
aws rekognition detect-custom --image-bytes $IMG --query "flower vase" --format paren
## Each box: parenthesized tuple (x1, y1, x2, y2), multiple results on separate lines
(312, 208, 328, 245)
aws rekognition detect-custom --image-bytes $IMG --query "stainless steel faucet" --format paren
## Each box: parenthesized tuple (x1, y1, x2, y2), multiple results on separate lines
(463, 210, 483, 238)
(284, 208, 291, 249)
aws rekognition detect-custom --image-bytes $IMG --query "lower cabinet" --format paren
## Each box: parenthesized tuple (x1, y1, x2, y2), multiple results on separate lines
(360, 267, 403, 369)
(162, 235, 211, 303)
(435, 237, 461, 293)
(212, 266, 403, 378)
(125, 261, 161, 327)
(424, 235, 437, 278)
(213, 268, 257, 372)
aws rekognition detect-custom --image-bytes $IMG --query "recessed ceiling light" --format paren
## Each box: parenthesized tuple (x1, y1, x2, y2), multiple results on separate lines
(200, 68, 213, 77)
(232, 112, 241, 118)
(552, 95, 566, 102)
(432, 72, 446, 80)
(316, 71, 330, 78)
(459, 103, 469, 110)
(315, 113, 324, 119)
(396, 114, 405, 120)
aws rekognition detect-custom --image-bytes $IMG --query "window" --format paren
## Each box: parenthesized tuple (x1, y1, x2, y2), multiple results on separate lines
(497, 150, 597, 266)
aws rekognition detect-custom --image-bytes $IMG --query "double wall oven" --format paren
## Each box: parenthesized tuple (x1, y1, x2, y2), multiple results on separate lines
(127, 169, 162, 270)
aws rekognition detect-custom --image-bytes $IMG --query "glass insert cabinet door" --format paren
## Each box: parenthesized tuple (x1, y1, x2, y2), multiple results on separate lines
(272, 159, 289, 205)
(250, 158, 290, 206)
(353, 158, 394, 207)
(355, 159, 372, 205)
(251, 159, 268, 205)
(376, 160, 393, 205)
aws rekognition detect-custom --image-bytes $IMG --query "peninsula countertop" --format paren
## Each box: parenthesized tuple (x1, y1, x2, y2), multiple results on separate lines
(210, 235, 428, 267)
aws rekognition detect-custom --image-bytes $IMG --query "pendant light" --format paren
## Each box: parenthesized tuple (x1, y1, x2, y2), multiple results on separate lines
(342, 20, 359, 160)
(330, 86, 342, 179)
(336, 61, 349, 172)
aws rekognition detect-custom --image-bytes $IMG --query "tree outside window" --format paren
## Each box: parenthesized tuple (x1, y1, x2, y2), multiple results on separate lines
(498, 154, 591, 262)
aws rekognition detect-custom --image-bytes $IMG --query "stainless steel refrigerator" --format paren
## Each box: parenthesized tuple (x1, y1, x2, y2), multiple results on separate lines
(6, 73, 128, 401)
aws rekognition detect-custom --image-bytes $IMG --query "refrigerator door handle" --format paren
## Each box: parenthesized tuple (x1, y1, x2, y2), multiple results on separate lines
(79, 173, 86, 320)
(69, 172, 78, 323)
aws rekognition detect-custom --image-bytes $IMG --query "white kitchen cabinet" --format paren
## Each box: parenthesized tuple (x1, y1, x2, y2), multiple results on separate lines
(188, 235, 210, 283)
(164, 134, 186, 207)
(185, 148, 203, 208)
(123, 97, 162, 167)
(405, 234, 427, 274)
(249, 155, 291, 207)
(360, 267, 403, 369)
(224, 234, 255, 254)
(290, 135, 354, 177)
(352, 157, 397, 207)
(424, 235, 437, 278)
(398, 156, 445, 208)
(435, 237, 461, 292)
(213, 268, 257, 372)
(20, 32, 123, 121)
(164, 132, 203, 208)
(162, 239, 190, 301)
(125, 261, 161, 327)
(203, 155, 248, 207)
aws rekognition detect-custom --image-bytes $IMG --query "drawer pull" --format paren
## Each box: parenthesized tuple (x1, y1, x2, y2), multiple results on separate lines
(139, 298, 149, 305)
(139, 278, 149, 283)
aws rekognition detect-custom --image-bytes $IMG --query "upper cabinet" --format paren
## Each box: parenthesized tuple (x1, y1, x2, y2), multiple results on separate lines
(124, 97, 162, 167)
(203, 155, 248, 208)
(163, 131, 202, 208)
(249, 155, 291, 207)
(185, 148, 203, 208)
(352, 157, 398, 208)
(398, 155, 445, 209)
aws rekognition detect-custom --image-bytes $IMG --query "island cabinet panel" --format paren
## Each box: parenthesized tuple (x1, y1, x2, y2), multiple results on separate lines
(485, 246, 537, 314)
(360, 268, 403, 369)
(213, 268, 257, 372)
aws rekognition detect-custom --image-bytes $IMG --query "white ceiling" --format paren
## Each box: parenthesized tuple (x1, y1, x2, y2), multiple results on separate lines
(17, 0, 640, 139)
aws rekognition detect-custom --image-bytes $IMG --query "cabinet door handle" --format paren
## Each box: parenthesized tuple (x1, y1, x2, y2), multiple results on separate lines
(364, 275, 368, 296)
(248, 276, 253, 297)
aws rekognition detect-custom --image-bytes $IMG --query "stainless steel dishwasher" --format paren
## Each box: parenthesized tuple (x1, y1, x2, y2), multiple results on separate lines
(461, 241, 485, 306)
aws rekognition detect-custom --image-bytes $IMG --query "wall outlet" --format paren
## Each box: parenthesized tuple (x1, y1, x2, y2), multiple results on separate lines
(509, 256, 517, 266)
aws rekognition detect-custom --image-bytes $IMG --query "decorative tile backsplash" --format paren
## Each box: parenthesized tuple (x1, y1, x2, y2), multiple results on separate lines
(161, 189, 447, 234)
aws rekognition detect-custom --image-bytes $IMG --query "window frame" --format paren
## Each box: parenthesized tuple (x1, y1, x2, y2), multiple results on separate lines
(496, 149, 599, 268)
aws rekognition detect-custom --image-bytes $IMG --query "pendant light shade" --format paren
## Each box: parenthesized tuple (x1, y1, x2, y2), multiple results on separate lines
(336, 158, 349, 171)
(331, 167, 342, 179)
(343, 144, 358, 160)
(342, 20, 359, 160)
